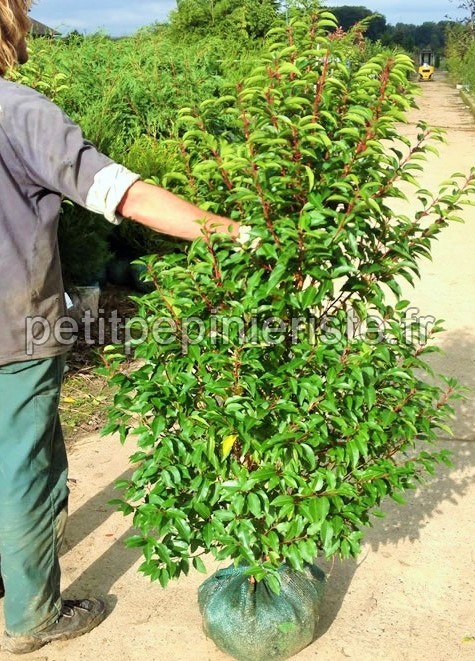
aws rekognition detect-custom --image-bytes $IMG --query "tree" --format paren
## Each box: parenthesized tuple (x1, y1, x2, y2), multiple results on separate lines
(414, 22, 439, 49)
(169, 0, 280, 40)
(388, 22, 416, 51)
(101, 9, 475, 660)
(454, 0, 475, 42)
(330, 5, 387, 41)
(330, 5, 371, 30)
(446, 14, 475, 85)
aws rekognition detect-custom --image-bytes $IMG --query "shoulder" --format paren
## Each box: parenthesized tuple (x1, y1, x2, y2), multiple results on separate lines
(0, 78, 68, 130)
(0, 77, 50, 107)
(0, 78, 80, 159)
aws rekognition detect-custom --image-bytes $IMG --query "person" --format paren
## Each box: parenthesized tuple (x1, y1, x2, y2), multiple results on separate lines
(0, 0, 239, 654)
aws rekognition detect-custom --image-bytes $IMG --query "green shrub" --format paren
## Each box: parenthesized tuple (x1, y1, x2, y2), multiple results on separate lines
(7, 43, 69, 102)
(168, 0, 280, 42)
(58, 203, 112, 288)
(446, 22, 475, 90)
(102, 10, 475, 590)
(16, 30, 267, 271)
(21, 31, 256, 156)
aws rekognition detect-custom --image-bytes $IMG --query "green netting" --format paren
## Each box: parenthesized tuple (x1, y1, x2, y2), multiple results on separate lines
(198, 564, 326, 661)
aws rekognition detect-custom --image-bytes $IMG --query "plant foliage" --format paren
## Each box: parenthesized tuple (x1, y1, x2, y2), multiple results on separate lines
(446, 20, 475, 90)
(169, 0, 280, 40)
(102, 10, 475, 590)
(12, 30, 267, 273)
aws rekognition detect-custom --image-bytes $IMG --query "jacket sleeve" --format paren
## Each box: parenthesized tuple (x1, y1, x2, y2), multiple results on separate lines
(10, 88, 140, 223)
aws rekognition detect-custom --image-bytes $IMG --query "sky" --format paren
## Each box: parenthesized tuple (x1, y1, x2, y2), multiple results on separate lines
(31, 1, 469, 38)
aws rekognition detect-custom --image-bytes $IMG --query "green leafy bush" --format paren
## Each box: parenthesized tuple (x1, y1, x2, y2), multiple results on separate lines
(21, 31, 256, 159)
(446, 22, 475, 90)
(168, 0, 280, 41)
(7, 44, 69, 101)
(58, 202, 112, 288)
(17, 30, 267, 267)
(108, 10, 475, 590)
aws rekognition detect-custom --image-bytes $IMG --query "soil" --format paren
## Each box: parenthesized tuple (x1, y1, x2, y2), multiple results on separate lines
(65, 285, 138, 372)
(0, 73, 474, 661)
(58, 286, 138, 440)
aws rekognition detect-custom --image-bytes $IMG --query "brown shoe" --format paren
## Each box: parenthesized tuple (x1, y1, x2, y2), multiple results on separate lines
(3, 598, 106, 655)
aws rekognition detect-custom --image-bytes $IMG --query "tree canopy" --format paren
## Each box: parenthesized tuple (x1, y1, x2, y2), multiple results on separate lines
(168, 2, 455, 55)
(169, 0, 280, 39)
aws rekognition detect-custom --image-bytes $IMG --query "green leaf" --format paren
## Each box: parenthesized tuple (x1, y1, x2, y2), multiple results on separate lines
(265, 574, 281, 595)
(158, 569, 170, 589)
(193, 502, 211, 519)
(287, 545, 304, 571)
(125, 535, 147, 548)
(247, 493, 262, 517)
(271, 495, 294, 507)
(391, 492, 407, 505)
(304, 166, 315, 193)
(192, 556, 207, 574)
(313, 496, 330, 522)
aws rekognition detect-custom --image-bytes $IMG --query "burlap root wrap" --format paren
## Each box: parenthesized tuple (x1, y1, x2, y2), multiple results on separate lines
(198, 563, 326, 661)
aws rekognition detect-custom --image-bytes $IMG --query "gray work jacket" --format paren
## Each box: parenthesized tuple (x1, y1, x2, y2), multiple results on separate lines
(0, 78, 139, 365)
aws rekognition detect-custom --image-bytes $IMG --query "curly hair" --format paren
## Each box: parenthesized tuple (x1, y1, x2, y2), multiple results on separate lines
(0, 0, 32, 76)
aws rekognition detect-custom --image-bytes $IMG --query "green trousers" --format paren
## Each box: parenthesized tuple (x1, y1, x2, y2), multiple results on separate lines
(0, 355, 68, 635)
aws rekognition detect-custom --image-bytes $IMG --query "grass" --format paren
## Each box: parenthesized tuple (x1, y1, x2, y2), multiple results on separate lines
(60, 369, 111, 444)
(57, 285, 138, 444)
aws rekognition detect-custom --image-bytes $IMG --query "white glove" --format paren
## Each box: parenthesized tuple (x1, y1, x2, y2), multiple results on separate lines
(235, 225, 260, 251)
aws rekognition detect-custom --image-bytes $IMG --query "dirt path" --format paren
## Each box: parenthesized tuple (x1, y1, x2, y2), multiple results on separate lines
(1, 74, 474, 661)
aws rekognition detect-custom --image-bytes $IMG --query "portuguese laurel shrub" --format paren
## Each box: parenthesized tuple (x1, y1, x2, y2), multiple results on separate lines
(103, 10, 475, 592)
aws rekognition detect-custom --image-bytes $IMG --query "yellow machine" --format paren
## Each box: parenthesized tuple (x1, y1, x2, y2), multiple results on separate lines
(418, 49, 435, 81)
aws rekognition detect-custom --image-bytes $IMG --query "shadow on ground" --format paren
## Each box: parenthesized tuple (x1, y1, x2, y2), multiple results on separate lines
(314, 438, 474, 640)
(431, 329, 475, 441)
(61, 466, 142, 601)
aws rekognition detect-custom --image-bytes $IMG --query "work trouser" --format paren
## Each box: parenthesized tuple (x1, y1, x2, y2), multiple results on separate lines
(0, 355, 68, 635)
